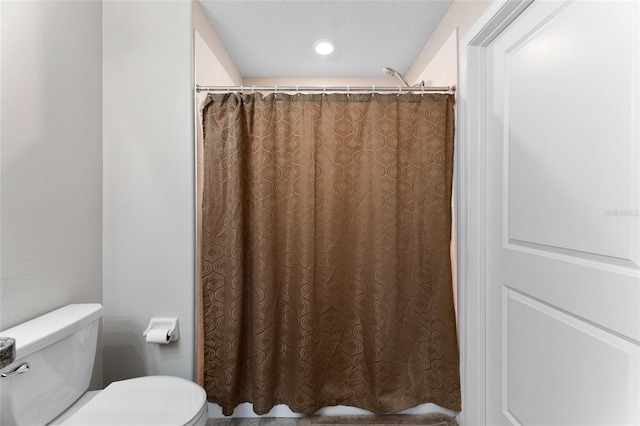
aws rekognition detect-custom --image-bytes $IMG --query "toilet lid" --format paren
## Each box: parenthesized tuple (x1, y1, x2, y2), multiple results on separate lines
(64, 376, 207, 426)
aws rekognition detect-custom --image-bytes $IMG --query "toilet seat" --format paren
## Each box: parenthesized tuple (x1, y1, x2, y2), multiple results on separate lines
(62, 376, 207, 426)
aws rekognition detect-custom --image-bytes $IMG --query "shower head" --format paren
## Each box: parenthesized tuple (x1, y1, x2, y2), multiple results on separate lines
(383, 67, 410, 87)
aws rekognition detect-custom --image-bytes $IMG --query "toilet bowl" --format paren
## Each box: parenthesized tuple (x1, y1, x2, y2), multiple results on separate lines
(52, 376, 207, 426)
(0, 304, 208, 426)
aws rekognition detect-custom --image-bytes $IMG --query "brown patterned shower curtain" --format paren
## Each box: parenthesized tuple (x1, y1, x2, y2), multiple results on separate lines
(198, 92, 460, 416)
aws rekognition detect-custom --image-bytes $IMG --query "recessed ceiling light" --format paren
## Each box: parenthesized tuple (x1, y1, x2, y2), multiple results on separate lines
(314, 39, 335, 56)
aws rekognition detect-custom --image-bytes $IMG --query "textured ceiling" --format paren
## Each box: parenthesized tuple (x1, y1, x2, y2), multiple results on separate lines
(198, 1, 453, 79)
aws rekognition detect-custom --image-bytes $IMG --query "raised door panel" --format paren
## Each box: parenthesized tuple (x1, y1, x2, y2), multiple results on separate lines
(504, 288, 639, 425)
(505, 1, 638, 263)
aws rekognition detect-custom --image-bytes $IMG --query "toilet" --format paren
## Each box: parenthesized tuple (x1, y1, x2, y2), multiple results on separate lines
(0, 304, 208, 426)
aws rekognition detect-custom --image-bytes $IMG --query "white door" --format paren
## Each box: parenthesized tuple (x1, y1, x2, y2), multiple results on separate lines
(485, 1, 640, 424)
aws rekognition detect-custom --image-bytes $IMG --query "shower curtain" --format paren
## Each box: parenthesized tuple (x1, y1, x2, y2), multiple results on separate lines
(199, 92, 460, 416)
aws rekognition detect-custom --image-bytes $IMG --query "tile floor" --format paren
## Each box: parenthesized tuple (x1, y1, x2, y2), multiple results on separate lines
(207, 419, 300, 426)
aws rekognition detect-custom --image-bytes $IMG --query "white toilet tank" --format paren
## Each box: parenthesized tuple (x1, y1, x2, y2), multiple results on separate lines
(0, 304, 103, 426)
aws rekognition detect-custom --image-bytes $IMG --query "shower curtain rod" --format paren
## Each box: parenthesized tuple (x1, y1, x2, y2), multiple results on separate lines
(196, 84, 455, 93)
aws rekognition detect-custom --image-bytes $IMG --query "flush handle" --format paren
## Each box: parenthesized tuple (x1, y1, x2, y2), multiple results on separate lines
(1, 362, 30, 378)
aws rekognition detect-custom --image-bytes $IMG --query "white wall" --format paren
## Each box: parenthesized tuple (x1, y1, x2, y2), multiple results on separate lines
(0, 0, 103, 387)
(193, 0, 242, 88)
(413, 30, 459, 88)
(193, 0, 240, 123)
(102, 0, 194, 384)
(406, 0, 491, 85)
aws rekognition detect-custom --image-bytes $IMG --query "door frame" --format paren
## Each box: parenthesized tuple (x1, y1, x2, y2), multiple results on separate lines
(456, 1, 533, 424)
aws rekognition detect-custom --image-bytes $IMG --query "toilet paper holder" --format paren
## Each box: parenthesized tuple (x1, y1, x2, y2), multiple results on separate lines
(143, 317, 179, 343)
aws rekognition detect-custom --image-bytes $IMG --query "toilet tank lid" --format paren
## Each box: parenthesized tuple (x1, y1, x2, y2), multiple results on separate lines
(0, 304, 102, 360)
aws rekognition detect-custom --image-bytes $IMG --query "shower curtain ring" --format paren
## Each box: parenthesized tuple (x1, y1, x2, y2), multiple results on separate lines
(252, 85, 255, 93)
